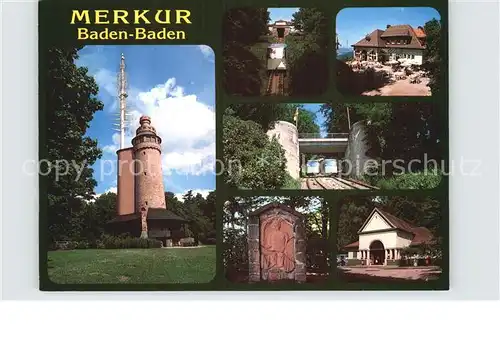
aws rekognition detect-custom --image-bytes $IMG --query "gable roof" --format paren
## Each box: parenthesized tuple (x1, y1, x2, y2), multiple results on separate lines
(357, 207, 392, 233)
(248, 202, 303, 218)
(413, 26, 426, 38)
(352, 25, 425, 49)
(352, 29, 384, 48)
(344, 207, 434, 249)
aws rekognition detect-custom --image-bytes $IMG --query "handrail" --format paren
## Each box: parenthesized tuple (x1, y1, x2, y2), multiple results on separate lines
(298, 133, 349, 139)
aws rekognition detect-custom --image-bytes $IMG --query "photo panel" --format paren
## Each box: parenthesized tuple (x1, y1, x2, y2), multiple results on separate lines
(222, 7, 329, 97)
(43, 44, 216, 287)
(223, 196, 331, 286)
(222, 102, 445, 191)
(335, 6, 442, 97)
(334, 193, 448, 289)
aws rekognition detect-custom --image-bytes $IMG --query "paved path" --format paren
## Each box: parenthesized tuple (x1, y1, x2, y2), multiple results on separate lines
(340, 266, 441, 280)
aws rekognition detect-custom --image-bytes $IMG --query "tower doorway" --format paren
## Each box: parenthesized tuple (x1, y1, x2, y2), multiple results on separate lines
(369, 240, 385, 265)
(277, 28, 285, 38)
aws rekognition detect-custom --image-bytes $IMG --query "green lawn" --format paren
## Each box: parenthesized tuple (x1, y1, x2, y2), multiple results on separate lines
(47, 247, 216, 284)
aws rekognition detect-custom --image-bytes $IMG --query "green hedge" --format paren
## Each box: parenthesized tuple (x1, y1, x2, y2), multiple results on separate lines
(101, 235, 162, 249)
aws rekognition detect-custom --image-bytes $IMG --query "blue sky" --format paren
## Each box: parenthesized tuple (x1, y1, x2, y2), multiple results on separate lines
(76, 45, 215, 198)
(336, 7, 441, 49)
(301, 104, 326, 135)
(268, 8, 299, 23)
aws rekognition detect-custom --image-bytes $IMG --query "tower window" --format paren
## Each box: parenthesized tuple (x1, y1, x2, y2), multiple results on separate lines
(143, 151, 146, 155)
(145, 201, 148, 205)
(144, 172, 147, 175)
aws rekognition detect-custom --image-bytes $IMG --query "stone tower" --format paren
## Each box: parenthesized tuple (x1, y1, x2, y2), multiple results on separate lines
(131, 115, 166, 238)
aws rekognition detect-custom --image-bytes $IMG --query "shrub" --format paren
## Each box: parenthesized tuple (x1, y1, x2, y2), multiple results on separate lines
(53, 241, 77, 250)
(282, 173, 301, 189)
(101, 235, 161, 249)
(180, 237, 197, 247)
(75, 241, 90, 249)
(377, 169, 442, 190)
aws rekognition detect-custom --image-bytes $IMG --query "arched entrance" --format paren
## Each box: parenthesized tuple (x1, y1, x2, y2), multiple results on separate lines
(369, 240, 385, 265)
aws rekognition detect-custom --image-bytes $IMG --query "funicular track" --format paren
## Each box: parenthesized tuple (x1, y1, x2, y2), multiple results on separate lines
(302, 177, 377, 190)
(266, 71, 285, 95)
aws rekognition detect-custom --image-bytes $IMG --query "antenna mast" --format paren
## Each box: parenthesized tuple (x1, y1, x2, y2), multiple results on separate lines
(117, 53, 128, 149)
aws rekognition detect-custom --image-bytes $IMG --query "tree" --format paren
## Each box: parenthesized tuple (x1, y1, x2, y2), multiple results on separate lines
(320, 102, 443, 186)
(45, 47, 104, 244)
(82, 192, 116, 246)
(422, 18, 442, 96)
(336, 197, 373, 251)
(280, 104, 320, 134)
(223, 8, 270, 95)
(228, 103, 320, 134)
(337, 196, 443, 255)
(223, 8, 270, 45)
(222, 108, 287, 189)
(286, 8, 329, 96)
(164, 191, 216, 245)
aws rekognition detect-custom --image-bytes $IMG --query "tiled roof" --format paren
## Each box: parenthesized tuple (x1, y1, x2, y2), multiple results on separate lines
(413, 27, 426, 38)
(351, 29, 384, 48)
(147, 208, 189, 222)
(352, 25, 425, 50)
(376, 208, 434, 246)
(344, 241, 359, 249)
(343, 208, 435, 249)
(380, 25, 412, 37)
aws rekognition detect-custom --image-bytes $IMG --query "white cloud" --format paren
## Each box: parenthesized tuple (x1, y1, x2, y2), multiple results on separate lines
(198, 45, 215, 63)
(94, 68, 117, 96)
(85, 186, 117, 203)
(174, 189, 213, 201)
(102, 144, 118, 154)
(102, 78, 215, 177)
(104, 186, 118, 194)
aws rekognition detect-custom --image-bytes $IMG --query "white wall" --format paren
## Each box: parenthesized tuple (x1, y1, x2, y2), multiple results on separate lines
(359, 230, 398, 250)
(395, 230, 413, 248)
(388, 49, 424, 65)
(361, 211, 392, 232)
(270, 47, 285, 59)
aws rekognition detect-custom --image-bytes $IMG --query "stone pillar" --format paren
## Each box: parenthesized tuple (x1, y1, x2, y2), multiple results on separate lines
(366, 250, 370, 265)
(248, 216, 260, 282)
(294, 218, 307, 283)
(248, 203, 306, 283)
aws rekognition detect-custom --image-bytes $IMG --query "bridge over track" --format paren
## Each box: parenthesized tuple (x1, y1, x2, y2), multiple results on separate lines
(298, 133, 349, 155)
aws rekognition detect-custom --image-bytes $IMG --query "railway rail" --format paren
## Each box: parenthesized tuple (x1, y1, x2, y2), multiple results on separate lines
(266, 71, 285, 95)
(301, 177, 377, 190)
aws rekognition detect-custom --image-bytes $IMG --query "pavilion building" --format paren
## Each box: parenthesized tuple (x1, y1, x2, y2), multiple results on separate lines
(343, 208, 435, 266)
